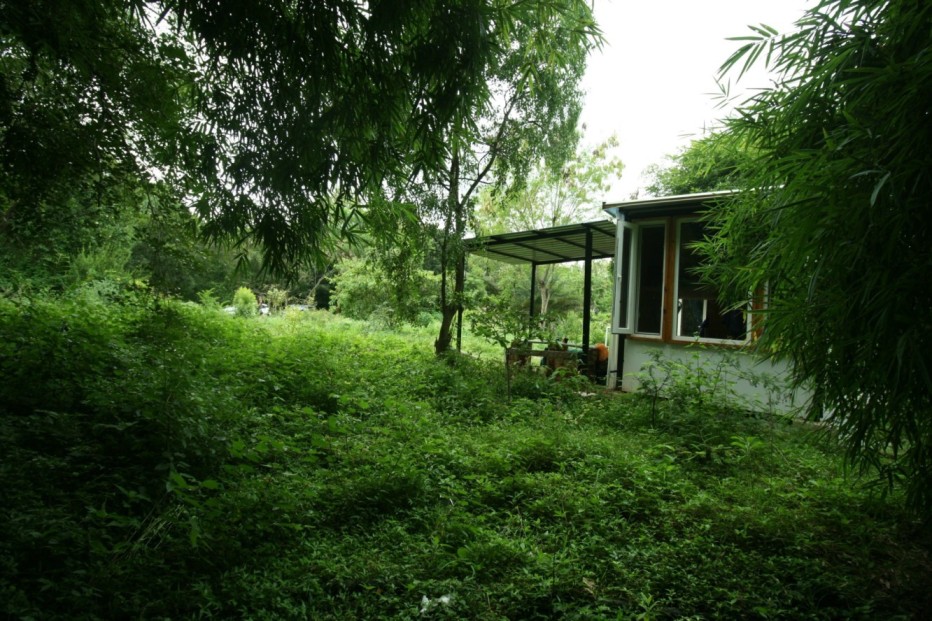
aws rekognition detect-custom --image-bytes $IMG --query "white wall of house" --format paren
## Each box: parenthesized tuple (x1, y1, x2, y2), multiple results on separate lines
(619, 338, 810, 415)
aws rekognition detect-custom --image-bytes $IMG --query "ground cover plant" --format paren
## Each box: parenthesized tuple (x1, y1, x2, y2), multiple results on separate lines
(1, 289, 929, 620)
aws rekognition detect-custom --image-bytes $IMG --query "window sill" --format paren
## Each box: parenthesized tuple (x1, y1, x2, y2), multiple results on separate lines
(626, 334, 750, 350)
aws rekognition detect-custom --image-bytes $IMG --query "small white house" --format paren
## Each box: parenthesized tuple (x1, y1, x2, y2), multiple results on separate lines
(602, 191, 807, 412)
(468, 191, 807, 412)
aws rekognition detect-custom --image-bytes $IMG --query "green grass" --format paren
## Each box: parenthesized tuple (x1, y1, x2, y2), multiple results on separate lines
(1, 291, 929, 619)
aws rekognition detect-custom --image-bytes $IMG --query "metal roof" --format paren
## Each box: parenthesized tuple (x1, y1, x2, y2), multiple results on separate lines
(466, 192, 737, 266)
(466, 219, 616, 265)
(602, 190, 736, 220)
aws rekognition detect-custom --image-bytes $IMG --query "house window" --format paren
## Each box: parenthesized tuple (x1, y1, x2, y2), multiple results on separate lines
(635, 224, 665, 335)
(674, 220, 748, 341)
(611, 216, 750, 343)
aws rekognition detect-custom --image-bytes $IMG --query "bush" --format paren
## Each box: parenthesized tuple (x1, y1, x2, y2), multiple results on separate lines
(266, 286, 288, 315)
(331, 257, 439, 326)
(233, 286, 258, 317)
(0, 293, 251, 618)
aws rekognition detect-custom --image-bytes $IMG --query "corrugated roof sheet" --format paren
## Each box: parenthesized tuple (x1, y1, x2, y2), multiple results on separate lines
(467, 192, 736, 265)
(466, 220, 616, 265)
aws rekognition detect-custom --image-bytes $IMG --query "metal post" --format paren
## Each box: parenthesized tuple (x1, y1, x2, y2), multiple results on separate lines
(582, 228, 593, 356)
(529, 263, 537, 318)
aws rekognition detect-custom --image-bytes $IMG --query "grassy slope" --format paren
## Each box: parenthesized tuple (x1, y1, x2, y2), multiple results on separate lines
(0, 293, 929, 620)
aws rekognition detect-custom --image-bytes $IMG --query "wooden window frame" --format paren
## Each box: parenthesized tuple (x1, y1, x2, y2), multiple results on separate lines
(616, 215, 756, 347)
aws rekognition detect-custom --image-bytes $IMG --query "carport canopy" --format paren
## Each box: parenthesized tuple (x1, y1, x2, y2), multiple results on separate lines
(464, 219, 617, 356)
(466, 219, 616, 265)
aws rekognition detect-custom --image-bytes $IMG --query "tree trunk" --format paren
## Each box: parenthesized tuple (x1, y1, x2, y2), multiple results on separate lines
(538, 264, 555, 316)
(435, 150, 463, 356)
(539, 286, 550, 316)
(435, 257, 464, 355)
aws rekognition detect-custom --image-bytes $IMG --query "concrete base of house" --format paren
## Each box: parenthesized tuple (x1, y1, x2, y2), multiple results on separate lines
(610, 338, 811, 416)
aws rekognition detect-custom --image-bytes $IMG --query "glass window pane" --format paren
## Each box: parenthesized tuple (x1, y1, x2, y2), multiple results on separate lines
(676, 221, 747, 340)
(636, 225, 665, 334)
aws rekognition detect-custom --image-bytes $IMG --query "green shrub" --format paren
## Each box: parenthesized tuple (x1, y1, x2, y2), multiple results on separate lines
(0, 293, 253, 618)
(266, 286, 288, 314)
(233, 286, 258, 317)
(331, 257, 439, 326)
(196, 288, 222, 309)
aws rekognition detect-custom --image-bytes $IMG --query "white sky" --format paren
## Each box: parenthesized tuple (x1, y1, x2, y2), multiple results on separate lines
(579, 0, 811, 201)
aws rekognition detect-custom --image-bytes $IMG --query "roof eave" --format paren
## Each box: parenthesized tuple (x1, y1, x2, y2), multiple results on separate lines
(602, 189, 737, 220)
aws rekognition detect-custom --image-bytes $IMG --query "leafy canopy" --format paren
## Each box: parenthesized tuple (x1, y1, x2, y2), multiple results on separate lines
(474, 136, 621, 317)
(367, 4, 599, 354)
(644, 131, 754, 197)
(478, 135, 623, 234)
(702, 0, 932, 516)
(0, 0, 599, 275)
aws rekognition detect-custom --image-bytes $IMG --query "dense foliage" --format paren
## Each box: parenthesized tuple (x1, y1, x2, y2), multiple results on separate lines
(330, 256, 440, 327)
(1, 293, 928, 619)
(0, 0, 598, 275)
(702, 0, 932, 516)
(3, 1, 931, 617)
(643, 132, 753, 197)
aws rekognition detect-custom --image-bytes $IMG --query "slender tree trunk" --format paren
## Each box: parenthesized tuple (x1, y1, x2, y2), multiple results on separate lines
(539, 285, 551, 316)
(307, 266, 335, 308)
(435, 150, 462, 356)
(436, 249, 465, 355)
(538, 264, 555, 316)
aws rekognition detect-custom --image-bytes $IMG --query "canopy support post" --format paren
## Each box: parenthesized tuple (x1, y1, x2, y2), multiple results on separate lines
(529, 262, 537, 318)
(582, 228, 593, 356)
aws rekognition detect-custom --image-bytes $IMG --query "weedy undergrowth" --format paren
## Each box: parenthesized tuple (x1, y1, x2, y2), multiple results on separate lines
(635, 348, 809, 473)
(1, 294, 928, 620)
